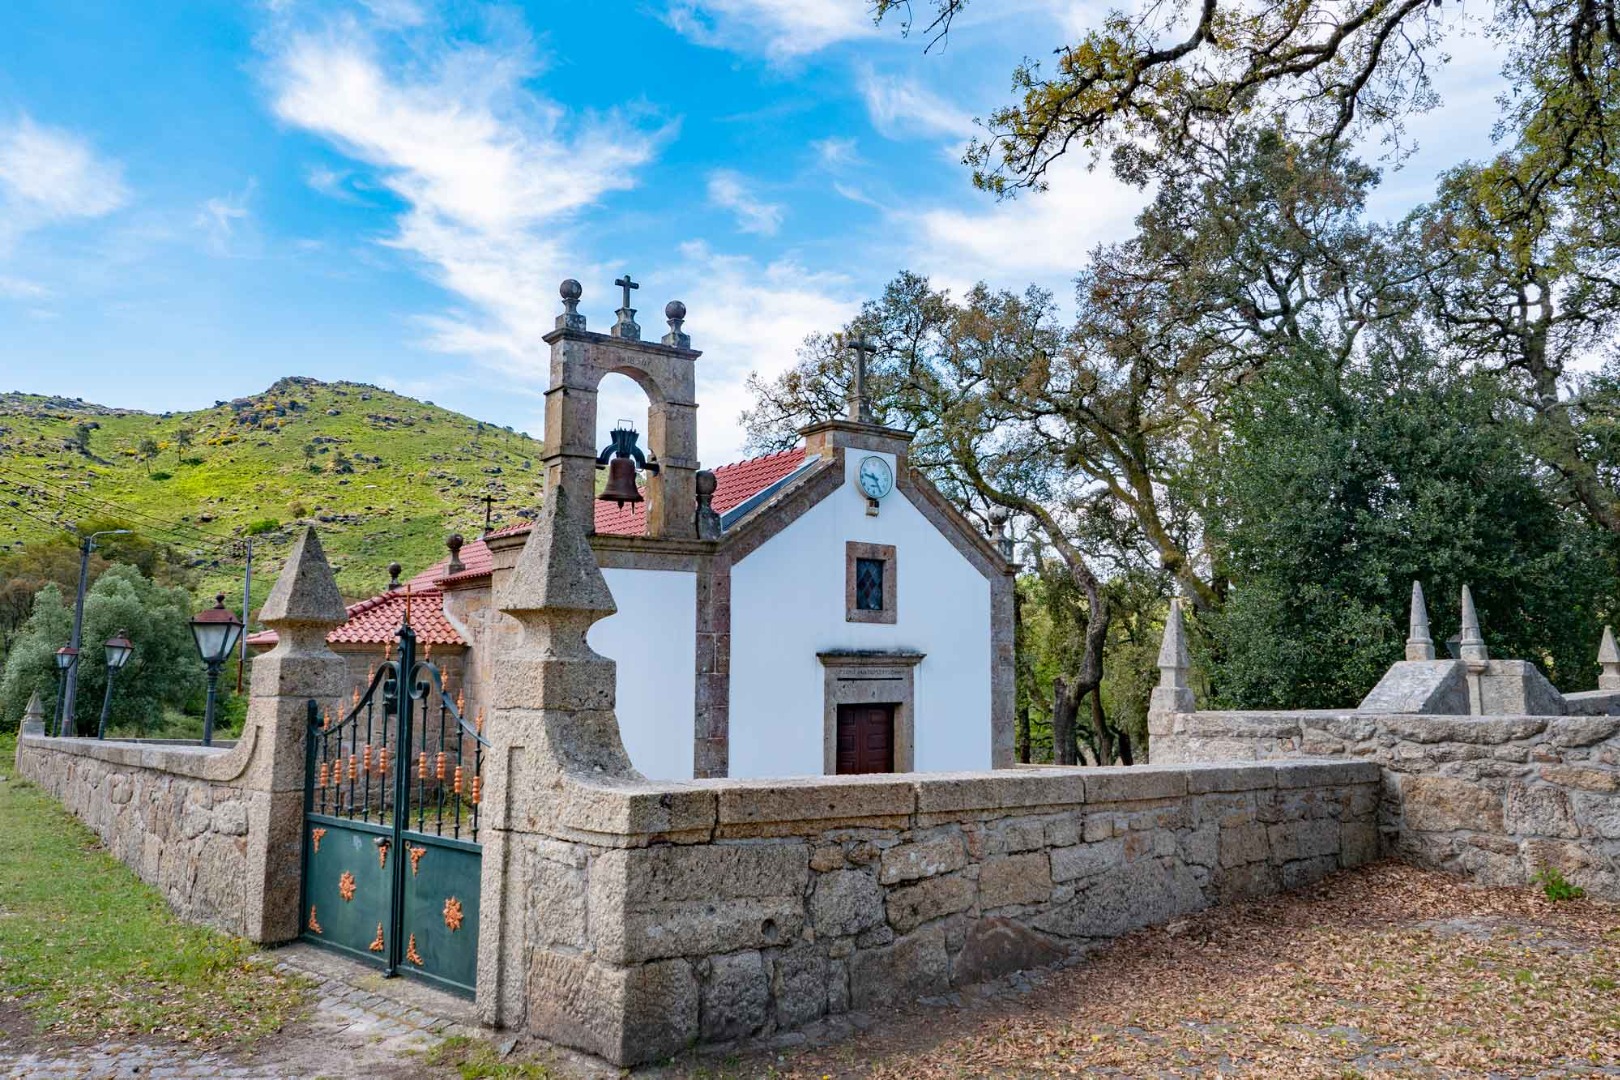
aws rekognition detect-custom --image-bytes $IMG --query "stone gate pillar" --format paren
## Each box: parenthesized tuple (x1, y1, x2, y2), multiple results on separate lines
(475, 485, 637, 1027)
(240, 525, 349, 943)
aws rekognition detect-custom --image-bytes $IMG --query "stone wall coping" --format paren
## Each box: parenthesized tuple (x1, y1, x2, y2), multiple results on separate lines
(1173, 708, 1603, 724)
(552, 760, 1379, 841)
(1563, 689, 1620, 715)
(1169, 709, 1614, 741)
(16, 727, 258, 784)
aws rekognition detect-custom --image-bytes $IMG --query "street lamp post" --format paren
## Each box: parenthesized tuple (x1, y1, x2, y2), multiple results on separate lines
(96, 630, 135, 740)
(52, 646, 78, 737)
(60, 528, 130, 735)
(190, 594, 243, 747)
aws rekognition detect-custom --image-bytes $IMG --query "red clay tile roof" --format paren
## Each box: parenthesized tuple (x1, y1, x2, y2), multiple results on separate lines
(438, 446, 811, 584)
(711, 447, 812, 514)
(251, 446, 815, 647)
(246, 586, 466, 650)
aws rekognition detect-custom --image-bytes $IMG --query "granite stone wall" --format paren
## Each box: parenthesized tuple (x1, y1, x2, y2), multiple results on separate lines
(16, 736, 261, 936)
(496, 760, 1379, 1065)
(12, 525, 352, 946)
(1151, 709, 1620, 899)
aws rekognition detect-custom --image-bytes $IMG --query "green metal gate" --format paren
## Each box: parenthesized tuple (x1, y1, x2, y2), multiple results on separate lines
(300, 621, 487, 997)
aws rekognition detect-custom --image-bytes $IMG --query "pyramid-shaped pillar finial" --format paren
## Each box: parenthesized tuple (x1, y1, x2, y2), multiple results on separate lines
(1149, 597, 1196, 719)
(260, 526, 348, 631)
(1599, 625, 1620, 690)
(1157, 598, 1191, 689)
(1458, 585, 1488, 662)
(21, 689, 45, 734)
(1406, 581, 1435, 661)
(498, 485, 617, 621)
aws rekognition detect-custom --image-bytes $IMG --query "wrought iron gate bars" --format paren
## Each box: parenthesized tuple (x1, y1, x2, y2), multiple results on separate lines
(301, 619, 489, 982)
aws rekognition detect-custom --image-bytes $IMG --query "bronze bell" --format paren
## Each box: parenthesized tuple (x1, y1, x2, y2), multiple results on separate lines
(600, 455, 642, 508)
(596, 423, 658, 509)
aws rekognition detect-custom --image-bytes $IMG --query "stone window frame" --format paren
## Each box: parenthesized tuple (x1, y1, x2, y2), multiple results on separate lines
(844, 542, 897, 625)
(817, 650, 924, 774)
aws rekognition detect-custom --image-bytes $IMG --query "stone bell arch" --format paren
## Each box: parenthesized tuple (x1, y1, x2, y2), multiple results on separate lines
(540, 276, 701, 539)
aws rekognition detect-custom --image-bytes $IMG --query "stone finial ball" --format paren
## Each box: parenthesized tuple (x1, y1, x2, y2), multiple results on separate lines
(447, 533, 464, 553)
(388, 561, 402, 579)
(559, 278, 583, 302)
(665, 300, 687, 321)
(695, 469, 718, 496)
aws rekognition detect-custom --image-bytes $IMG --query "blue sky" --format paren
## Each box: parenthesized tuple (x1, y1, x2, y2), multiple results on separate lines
(0, 0, 1508, 464)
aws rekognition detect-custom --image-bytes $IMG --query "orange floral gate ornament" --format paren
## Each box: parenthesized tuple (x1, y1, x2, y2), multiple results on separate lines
(443, 896, 464, 932)
(338, 871, 356, 902)
(310, 827, 326, 853)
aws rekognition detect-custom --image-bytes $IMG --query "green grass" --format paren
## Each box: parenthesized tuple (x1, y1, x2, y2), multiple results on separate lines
(422, 1035, 555, 1079)
(0, 731, 310, 1047)
(0, 378, 545, 604)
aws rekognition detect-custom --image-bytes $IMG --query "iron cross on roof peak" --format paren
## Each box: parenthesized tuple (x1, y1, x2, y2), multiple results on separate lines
(614, 274, 639, 311)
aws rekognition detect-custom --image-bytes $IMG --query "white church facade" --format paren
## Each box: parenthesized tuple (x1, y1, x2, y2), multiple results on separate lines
(252, 279, 1015, 781)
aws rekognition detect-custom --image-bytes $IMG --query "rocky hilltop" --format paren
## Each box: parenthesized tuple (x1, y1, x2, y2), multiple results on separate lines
(0, 377, 543, 603)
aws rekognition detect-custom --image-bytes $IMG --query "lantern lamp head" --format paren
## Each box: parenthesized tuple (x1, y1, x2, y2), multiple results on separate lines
(54, 645, 79, 671)
(190, 593, 244, 667)
(104, 631, 135, 671)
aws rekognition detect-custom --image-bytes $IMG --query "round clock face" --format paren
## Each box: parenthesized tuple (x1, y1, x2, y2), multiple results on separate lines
(858, 455, 894, 500)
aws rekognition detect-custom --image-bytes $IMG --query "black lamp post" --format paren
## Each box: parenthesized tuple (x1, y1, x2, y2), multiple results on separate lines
(97, 630, 135, 740)
(53, 646, 78, 736)
(190, 594, 243, 747)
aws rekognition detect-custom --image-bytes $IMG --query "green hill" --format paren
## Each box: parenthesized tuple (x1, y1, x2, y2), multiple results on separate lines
(0, 377, 544, 610)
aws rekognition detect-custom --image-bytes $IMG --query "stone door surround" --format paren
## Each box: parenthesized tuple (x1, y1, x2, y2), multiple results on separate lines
(817, 650, 924, 774)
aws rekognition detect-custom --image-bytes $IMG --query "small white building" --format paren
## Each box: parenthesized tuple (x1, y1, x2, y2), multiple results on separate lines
(258, 281, 1015, 780)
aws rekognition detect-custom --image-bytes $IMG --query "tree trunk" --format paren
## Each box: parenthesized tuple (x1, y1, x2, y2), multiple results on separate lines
(1051, 677, 1077, 766)
(1090, 691, 1114, 765)
(1014, 586, 1031, 763)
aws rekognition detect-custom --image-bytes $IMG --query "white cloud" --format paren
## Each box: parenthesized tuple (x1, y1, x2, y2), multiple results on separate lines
(706, 170, 784, 235)
(195, 180, 256, 254)
(663, 0, 875, 60)
(858, 67, 975, 141)
(0, 274, 48, 300)
(812, 136, 861, 168)
(0, 116, 128, 251)
(358, 0, 426, 27)
(670, 242, 858, 462)
(263, 13, 664, 364)
(899, 158, 1147, 297)
(304, 163, 366, 202)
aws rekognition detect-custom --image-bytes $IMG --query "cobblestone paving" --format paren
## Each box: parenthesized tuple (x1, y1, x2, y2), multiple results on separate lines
(0, 947, 474, 1080)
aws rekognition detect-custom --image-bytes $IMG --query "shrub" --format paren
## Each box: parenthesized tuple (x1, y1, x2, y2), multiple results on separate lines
(149, 471, 172, 481)
(243, 518, 279, 536)
(0, 566, 204, 736)
(1532, 866, 1586, 901)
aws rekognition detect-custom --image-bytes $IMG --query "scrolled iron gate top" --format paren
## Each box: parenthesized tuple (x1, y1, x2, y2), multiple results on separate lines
(300, 621, 486, 997)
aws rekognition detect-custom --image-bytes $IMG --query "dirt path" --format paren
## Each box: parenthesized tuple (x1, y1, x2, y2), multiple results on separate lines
(0, 947, 470, 1079)
(6, 863, 1616, 1078)
(656, 861, 1620, 1078)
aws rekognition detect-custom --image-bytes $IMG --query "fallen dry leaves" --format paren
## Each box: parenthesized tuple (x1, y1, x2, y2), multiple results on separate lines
(762, 862, 1620, 1078)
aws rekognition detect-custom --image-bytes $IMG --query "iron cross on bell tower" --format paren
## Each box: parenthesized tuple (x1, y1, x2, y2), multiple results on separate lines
(611, 273, 640, 340)
(846, 335, 876, 423)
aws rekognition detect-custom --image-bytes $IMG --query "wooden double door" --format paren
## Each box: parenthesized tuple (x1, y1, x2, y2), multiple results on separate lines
(836, 703, 896, 774)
